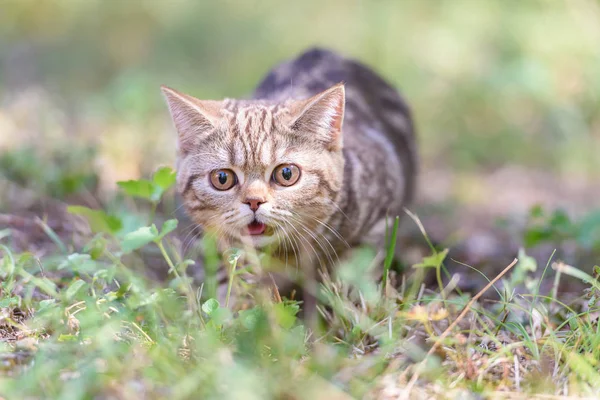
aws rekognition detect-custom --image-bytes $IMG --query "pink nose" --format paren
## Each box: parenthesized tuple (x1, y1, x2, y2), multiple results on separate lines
(245, 198, 264, 211)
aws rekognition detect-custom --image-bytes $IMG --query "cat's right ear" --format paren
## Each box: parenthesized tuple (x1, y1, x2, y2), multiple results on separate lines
(161, 86, 222, 154)
(287, 83, 345, 151)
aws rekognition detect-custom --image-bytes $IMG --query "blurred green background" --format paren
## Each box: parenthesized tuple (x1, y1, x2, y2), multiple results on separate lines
(1, 0, 599, 215)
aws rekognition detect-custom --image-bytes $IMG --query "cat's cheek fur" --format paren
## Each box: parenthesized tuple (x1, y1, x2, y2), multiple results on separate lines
(275, 177, 336, 228)
(183, 184, 234, 220)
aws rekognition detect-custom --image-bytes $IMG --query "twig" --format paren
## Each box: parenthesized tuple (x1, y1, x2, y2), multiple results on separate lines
(0, 214, 39, 229)
(404, 207, 435, 253)
(514, 354, 521, 391)
(225, 255, 239, 308)
(126, 321, 156, 345)
(269, 273, 282, 303)
(402, 258, 518, 398)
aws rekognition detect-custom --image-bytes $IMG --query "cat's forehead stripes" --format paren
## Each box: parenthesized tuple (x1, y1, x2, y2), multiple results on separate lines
(223, 102, 286, 169)
(234, 105, 274, 138)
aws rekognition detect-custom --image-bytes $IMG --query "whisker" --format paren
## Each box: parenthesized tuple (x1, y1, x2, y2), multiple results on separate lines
(282, 223, 303, 273)
(285, 214, 338, 267)
(292, 210, 350, 249)
(278, 217, 326, 273)
(181, 224, 204, 257)
(171, 201, 188, 216)
(284, 217, 335, 264)
(328, 199, 351, 222)
(271, 221, 290, 269)
(274, 218, 301, 269)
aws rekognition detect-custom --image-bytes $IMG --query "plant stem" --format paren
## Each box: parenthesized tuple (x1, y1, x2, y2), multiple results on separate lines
(436, 264, 444, 300)
(551, 269, 561, 305)
(157, 240, 178, 278)
(382, 216, 399, 298)
(225, 256, 238, 308)
(157, 239, 198, 316)
(149, 202, 157, 224)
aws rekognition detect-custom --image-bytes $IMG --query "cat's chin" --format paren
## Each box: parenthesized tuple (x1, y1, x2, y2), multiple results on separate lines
(223, 230, 279, 250)
(244, 233, 279, 249)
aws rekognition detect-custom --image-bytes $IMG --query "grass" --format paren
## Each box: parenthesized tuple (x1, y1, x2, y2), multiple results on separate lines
(1, 168, 600, 399)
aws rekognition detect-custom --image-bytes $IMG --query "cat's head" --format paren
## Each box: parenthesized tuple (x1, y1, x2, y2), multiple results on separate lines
(162, 84, 345, 250)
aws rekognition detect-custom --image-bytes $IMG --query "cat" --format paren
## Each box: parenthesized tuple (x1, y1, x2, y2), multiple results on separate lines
(162, 48, 416, 298)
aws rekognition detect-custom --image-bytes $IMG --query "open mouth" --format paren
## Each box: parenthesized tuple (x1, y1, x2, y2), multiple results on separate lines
(247, 220, 266, 236)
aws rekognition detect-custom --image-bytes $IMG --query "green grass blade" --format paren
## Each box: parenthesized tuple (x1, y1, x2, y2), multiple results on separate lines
(382, 216, 399, 297)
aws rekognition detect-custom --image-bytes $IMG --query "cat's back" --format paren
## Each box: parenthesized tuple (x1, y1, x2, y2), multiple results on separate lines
(254, 48, 417, 210)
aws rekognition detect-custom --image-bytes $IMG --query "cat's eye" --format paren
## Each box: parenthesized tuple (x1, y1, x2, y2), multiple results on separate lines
(272, 164, 301, 187)
(210, 169, 237, 191)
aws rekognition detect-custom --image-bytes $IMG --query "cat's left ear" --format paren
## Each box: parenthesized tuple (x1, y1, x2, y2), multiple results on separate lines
(288, 83, 345, 151)
(161, 86, 222, 154)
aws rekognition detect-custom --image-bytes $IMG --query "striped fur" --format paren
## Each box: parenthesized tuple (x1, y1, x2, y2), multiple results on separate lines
(163, 48, 416, 275)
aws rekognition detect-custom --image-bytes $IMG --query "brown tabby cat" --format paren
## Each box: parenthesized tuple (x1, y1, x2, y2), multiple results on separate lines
(162, 48, 416, 291)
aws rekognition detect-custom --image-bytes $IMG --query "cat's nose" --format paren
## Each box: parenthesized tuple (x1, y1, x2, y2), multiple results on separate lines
(244, 198, 264, 212)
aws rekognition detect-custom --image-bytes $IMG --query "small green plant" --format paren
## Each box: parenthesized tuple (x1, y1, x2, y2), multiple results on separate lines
(0, 145, 99, 198)
(524, 204, 600, 252)
(117, 166, 177, 223)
